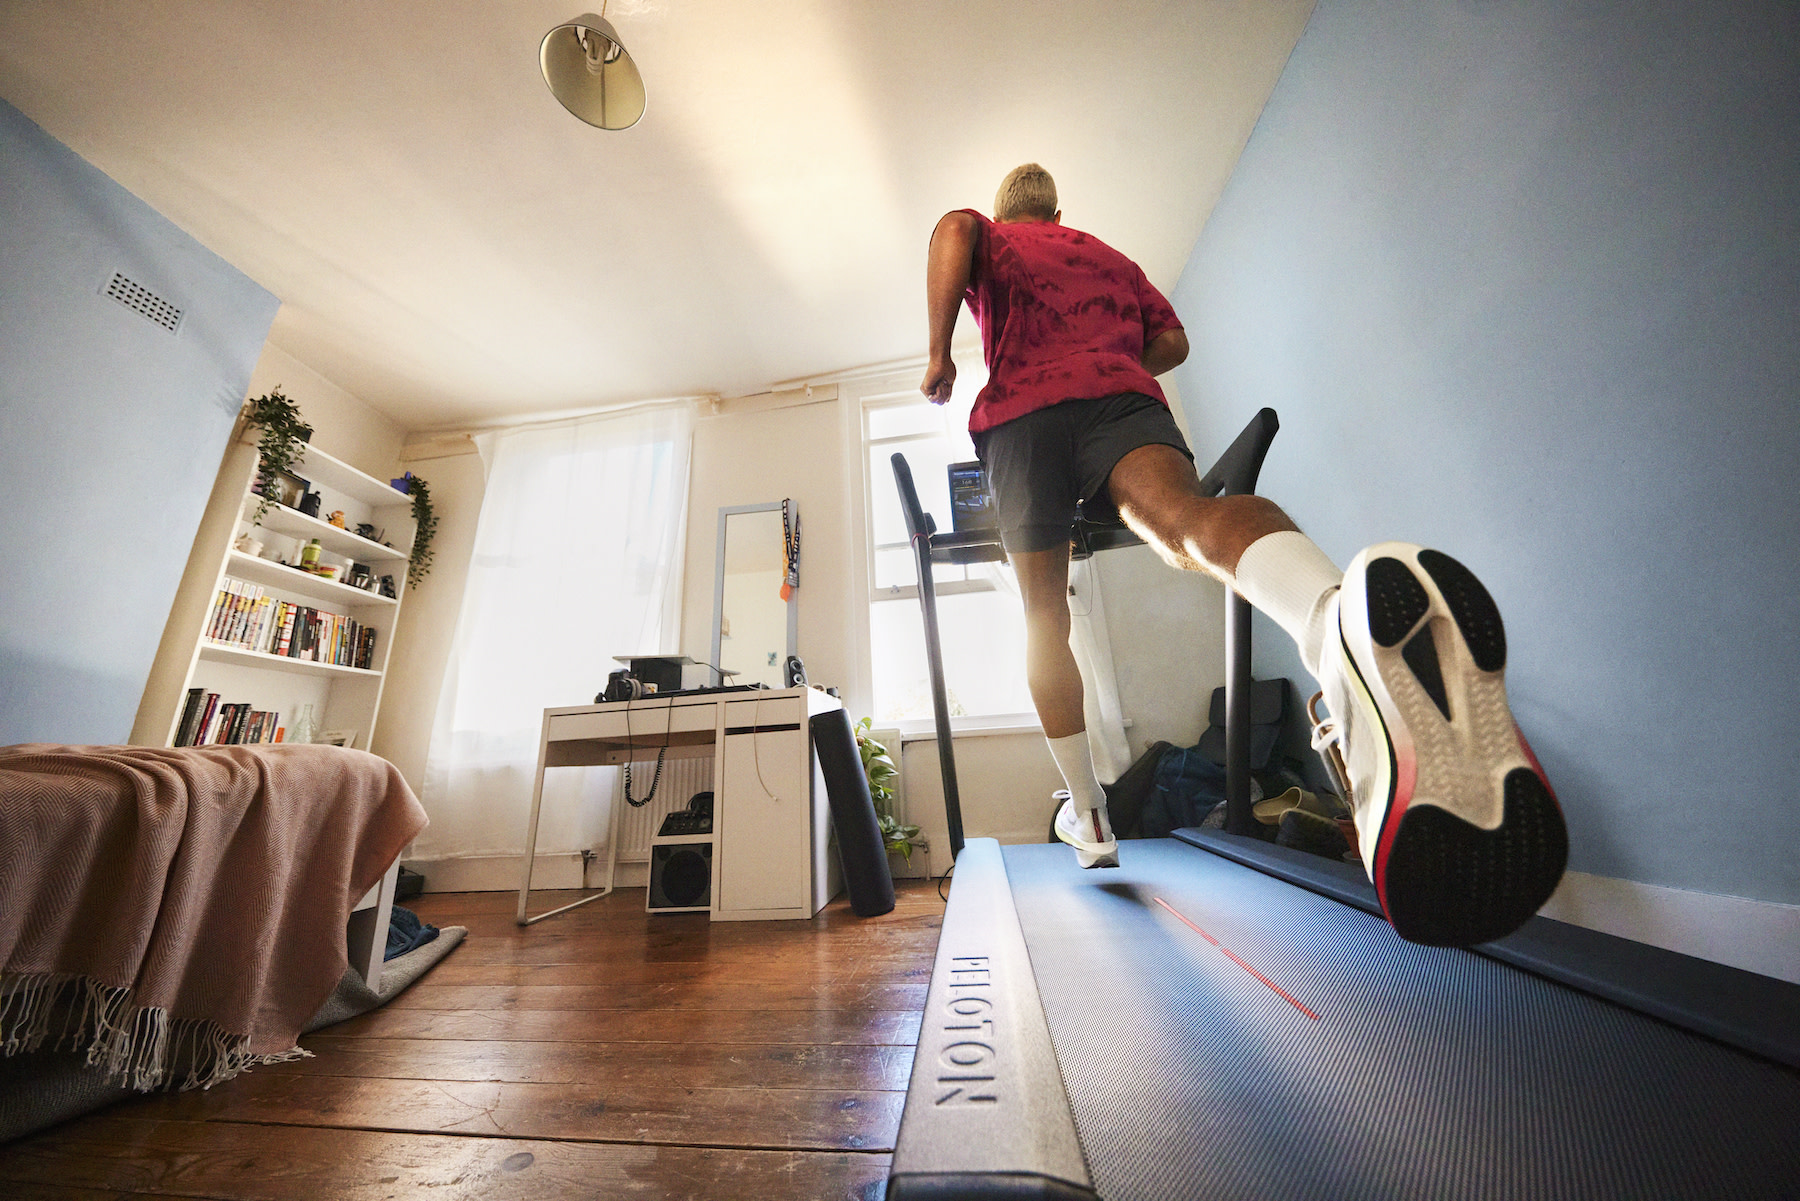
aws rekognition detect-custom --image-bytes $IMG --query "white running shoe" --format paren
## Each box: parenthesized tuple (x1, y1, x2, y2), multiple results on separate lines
(1053, 792, 1119, 869)
(1309, 543, 1567, 946)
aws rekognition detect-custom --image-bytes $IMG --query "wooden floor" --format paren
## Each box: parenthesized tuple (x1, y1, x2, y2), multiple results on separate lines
(0, 880, 947, 1200)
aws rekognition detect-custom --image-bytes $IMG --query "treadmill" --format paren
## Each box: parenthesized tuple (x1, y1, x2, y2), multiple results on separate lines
(886, 412, 1800, 1200)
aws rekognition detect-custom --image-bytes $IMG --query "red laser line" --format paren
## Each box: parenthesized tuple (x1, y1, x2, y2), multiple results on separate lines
(1153, 896, 1319, 1021)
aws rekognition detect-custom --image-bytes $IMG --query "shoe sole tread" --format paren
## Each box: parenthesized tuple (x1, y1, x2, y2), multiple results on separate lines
(1343, 545, 1565, 946)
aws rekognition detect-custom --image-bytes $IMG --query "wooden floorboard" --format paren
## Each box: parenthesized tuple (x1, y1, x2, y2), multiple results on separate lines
(0, 880, 944, 1200)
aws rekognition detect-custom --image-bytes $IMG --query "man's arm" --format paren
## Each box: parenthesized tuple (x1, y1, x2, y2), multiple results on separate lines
(921, 211, 979, 404)
(1141, 328, 1189, 377)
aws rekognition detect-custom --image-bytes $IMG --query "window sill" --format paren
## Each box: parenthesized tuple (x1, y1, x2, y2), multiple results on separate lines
(896, 714, 1042, 742)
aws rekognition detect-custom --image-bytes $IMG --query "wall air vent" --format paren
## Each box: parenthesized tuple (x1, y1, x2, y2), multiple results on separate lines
(103, 271, 184, 334)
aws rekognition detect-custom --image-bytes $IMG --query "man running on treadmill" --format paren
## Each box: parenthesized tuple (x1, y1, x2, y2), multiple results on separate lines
(921, 163, 1567, 947)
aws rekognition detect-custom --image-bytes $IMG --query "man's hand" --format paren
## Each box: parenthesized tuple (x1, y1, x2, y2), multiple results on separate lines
(921, 355, 957, 404)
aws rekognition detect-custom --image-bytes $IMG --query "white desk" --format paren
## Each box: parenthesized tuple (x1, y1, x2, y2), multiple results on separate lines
(516, 686, 843, 924)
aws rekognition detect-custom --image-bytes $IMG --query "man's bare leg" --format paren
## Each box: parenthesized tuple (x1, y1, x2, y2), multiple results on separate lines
(1012, 547, 1083, 739)
(1104, 443, 1296, 577)
(1014, 545, 1118, 867)
(1107, 444, 1343, 673)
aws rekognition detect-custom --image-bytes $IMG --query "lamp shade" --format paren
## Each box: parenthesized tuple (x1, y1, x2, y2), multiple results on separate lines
(540, 13, 645, 130)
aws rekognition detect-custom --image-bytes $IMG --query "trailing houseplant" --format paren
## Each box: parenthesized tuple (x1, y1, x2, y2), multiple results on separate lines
(403, 473, 438, 588)
(244, 387, 312, 523)
(855, 717, 921, 861)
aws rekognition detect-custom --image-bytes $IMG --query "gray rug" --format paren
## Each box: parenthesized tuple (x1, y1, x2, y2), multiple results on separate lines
(0, 926, 465, 1143)
(305, 924, 466, 1032)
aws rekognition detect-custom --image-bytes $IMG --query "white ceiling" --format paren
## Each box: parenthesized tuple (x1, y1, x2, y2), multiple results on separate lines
(0, 0, 1312, 431)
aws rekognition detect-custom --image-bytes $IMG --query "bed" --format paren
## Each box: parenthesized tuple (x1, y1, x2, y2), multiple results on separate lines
(0, 742, 427, 1137)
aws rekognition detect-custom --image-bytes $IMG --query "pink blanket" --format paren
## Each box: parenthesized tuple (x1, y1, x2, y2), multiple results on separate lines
(0, 744, 427, 1089)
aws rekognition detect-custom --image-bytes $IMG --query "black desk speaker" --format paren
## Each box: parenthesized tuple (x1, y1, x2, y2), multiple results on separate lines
(649, 842, 712, 909)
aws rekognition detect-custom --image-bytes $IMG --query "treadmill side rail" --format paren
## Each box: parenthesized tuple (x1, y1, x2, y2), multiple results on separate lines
(887, 838, 1099, 1201)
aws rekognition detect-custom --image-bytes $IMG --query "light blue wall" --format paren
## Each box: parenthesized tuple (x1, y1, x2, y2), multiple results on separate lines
(1172, 0, 1800, 904)
(0, 100, 279, 745)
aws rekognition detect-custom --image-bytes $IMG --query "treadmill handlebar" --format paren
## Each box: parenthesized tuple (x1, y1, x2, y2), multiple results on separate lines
(1198, 406, 1280, 499)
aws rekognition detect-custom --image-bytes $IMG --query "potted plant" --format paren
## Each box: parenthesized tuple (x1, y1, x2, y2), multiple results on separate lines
(244, 387, 312, 523)
(855, 718, 921, 863)
(392, 471, 438, 588)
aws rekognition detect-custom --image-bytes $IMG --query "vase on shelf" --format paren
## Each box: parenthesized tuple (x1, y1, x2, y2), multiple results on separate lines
(289, 704, 318, 745)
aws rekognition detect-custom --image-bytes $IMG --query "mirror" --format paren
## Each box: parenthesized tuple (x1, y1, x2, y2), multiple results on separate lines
(711, 503, 797, 689)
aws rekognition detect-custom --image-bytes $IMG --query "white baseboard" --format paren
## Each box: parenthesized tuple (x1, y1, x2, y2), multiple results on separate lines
(1540, 871, 1800, 985)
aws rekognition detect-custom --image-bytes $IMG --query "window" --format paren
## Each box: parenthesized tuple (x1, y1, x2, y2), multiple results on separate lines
(862, 367, 1037, 728)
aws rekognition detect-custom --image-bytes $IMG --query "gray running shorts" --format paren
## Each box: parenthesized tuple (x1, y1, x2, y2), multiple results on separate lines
(972, 392, 1194, 554)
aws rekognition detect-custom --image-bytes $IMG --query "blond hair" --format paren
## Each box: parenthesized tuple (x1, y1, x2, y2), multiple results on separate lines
(994, 163, 1058, 222)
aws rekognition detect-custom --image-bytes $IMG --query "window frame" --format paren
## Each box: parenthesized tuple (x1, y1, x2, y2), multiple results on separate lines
(857, 385, 1039, 736)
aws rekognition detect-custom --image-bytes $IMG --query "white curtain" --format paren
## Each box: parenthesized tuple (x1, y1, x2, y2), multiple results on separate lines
(416, 402, 694, 862)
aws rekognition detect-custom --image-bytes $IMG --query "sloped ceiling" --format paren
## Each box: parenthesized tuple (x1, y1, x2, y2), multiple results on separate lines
(0, 0, 1312, 430)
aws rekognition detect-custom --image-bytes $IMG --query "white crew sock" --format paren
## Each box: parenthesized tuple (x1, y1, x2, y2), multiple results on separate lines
(1230, 531, 1344, 677)
(1045, 731, 1108, 813)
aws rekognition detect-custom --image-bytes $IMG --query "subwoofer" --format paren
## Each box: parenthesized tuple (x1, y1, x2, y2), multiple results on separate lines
(648, 842, 712, 910)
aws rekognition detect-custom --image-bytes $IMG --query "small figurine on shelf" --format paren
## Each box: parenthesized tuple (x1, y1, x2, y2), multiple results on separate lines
(289, 704, 318, 745)
(327, 510, 346, 528)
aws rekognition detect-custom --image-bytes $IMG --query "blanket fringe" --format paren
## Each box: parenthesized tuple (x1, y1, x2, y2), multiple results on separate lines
(0, 971, 312, 1091)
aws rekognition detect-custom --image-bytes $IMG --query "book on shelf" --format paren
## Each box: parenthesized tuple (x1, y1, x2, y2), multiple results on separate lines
(201, 574, 378, 669)
(172, 691, 283, 747)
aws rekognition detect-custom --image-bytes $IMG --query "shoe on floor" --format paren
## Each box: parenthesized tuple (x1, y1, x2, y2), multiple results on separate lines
(1309, 543, 1567, 946)
(1275, 807, 1352, 861)
(1252, 786, 1343, 825)
(1053, 795, 1120, 869)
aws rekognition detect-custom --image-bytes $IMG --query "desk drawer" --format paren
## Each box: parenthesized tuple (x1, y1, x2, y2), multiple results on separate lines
(548, 702, 720, 744)
(722, 695, 805, 733)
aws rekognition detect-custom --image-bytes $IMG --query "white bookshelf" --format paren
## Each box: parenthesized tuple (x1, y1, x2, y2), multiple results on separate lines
(131, 430, 416, 750)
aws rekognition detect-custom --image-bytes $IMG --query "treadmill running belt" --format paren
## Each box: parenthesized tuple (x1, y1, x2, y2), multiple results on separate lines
(1001, 839, 1799, 1200)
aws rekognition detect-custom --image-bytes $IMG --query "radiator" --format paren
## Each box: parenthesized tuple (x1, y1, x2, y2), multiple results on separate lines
(612, 755, 715, 862)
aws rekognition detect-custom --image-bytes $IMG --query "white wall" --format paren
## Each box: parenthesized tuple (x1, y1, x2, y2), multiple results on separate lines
(679, 389, 854, 697)
(371, 444, 486, 794)
(243, 342, 406, 483)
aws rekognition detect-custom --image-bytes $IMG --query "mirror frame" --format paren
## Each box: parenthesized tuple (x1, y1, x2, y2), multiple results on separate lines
(710, 501, 799, 688)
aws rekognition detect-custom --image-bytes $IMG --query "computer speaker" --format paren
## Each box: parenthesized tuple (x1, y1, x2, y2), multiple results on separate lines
(648, 842, 712, 909)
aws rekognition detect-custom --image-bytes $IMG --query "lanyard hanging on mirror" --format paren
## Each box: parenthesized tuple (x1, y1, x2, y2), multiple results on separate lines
(780, 498, 800, 601)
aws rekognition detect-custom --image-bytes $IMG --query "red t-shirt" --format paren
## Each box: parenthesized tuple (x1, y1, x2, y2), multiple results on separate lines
(957, 209, 1183, 433)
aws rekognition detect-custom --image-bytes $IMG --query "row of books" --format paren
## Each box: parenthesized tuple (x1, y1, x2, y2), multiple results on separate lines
(205, 575, 378, 670)
(174, 688, 283, 747)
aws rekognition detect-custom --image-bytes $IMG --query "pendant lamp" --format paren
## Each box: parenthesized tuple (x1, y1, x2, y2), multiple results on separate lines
(540, 9, 646, 130)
